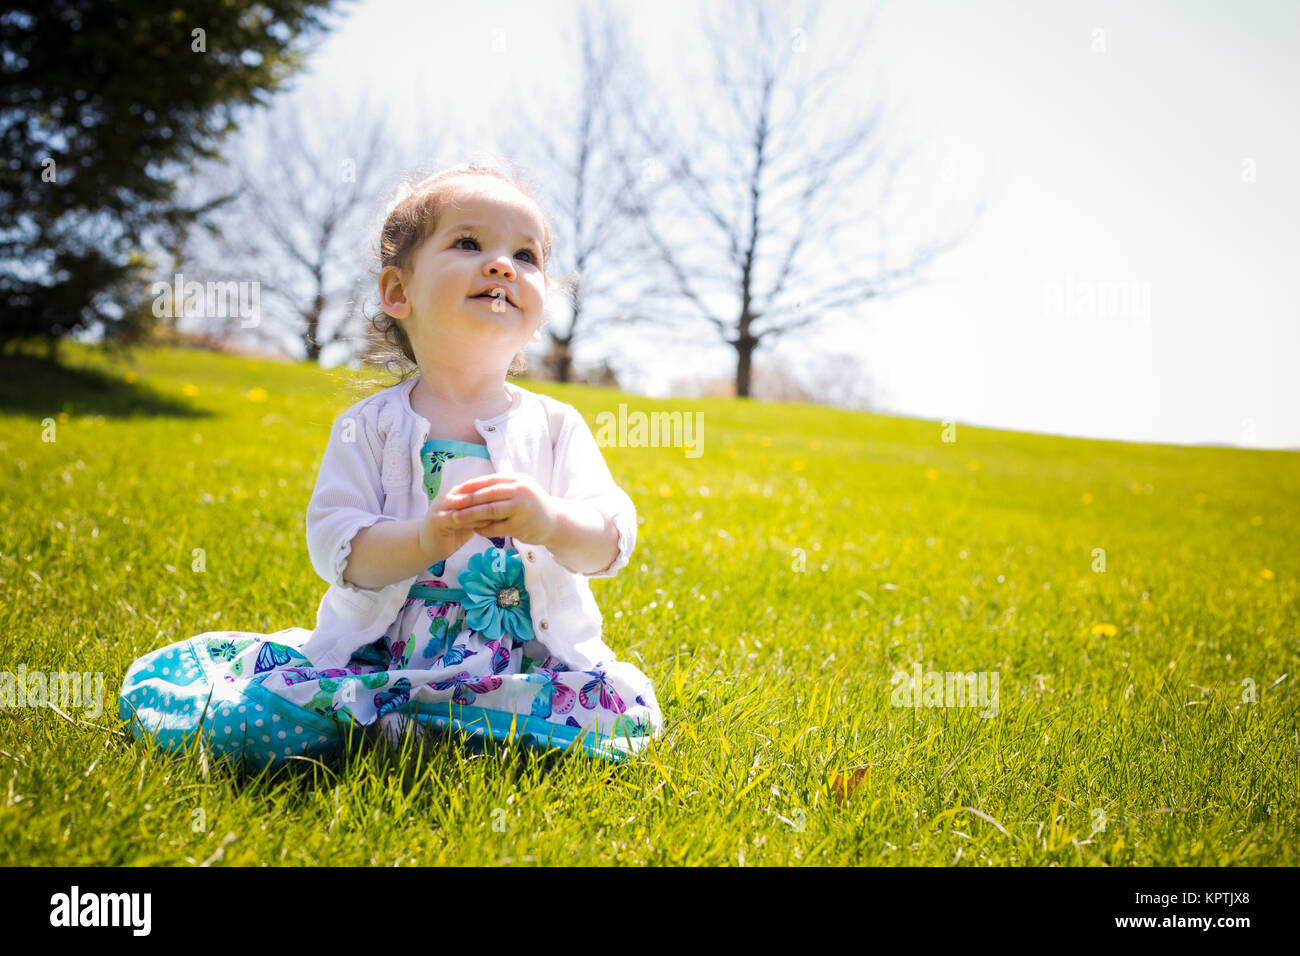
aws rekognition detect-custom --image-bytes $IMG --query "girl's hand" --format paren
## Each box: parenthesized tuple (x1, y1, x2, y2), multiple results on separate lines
(439, 473, 559, 547)
(419, 481, 501, 566)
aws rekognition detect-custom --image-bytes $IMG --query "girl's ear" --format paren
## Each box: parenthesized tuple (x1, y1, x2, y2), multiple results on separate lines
(378, 265, 410, 319)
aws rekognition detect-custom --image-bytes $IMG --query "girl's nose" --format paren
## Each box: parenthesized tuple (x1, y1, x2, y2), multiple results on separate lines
(485, 254, 515, 278)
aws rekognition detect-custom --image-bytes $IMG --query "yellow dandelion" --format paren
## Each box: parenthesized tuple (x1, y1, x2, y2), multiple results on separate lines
(759, 436, 772, 447)
(811, 439, 822, 451)
(1250, 515, 1263, 526)
(56, 411, 69, 423)
(1130, 482, 1143, 495)
(1081, 493, 1094, 505)
(658, 484, 673, 497)
(1260, 569, 1274, 580)
(726, 447, 738, 459)
(967, 460, 980, 471)
(124, 370, 139, 383)
(182, 383, 200, 396)
(1091, 623, 1118, 637)
(247, 387, 268, 402)
(924, 468, 939, 480)
(792, 460, 805, 472)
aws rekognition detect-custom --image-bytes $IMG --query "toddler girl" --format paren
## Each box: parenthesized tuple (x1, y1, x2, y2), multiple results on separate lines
(118, 163, 664, 766)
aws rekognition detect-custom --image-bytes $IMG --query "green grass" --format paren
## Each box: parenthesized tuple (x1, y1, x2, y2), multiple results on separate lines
(1, 341, 1296, 865)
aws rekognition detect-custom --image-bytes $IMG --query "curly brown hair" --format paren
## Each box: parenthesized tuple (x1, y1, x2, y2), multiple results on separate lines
(359, 160, 575, 390)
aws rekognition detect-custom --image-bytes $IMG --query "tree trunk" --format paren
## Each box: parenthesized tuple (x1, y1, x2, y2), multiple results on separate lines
(734, 319, 757, 397)
(736, 339, 754, 398)
(550, 336, 573, 383)
(304, 295, 324, 363)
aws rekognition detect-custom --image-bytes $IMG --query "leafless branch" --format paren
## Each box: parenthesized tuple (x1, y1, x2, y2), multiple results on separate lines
(600, 0, 982, 396)
(178, 87, 423, 362)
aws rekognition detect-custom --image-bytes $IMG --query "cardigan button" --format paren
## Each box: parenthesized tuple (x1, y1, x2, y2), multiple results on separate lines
(486, 425, 495, 432)
(526, 551, 535, 561)
(539, 619, 548, 630)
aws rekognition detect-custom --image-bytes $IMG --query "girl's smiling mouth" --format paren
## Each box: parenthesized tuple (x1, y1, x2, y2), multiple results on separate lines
(471, 287, 517, 308)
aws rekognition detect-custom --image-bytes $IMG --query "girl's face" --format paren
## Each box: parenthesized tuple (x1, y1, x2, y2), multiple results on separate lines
(381, 179, 546, 372)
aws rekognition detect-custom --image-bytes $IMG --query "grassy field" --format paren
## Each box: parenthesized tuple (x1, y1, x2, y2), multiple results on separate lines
(0, 342, 1296, 866)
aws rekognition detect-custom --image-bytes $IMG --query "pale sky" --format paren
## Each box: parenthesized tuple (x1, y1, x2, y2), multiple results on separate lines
(289, 0, 1299, 448)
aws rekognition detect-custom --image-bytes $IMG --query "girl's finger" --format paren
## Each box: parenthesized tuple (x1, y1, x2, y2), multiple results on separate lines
(441, 508, 492, 527)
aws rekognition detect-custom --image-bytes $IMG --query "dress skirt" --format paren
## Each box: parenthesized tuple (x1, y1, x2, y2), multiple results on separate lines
(117, 437, 663, 767)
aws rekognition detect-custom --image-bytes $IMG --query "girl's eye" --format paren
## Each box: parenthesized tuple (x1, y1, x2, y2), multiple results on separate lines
(454, 234, 538, 264)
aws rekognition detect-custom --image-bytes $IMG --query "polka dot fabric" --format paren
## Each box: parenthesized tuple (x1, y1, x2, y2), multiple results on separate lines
(118, 630, 350, 769)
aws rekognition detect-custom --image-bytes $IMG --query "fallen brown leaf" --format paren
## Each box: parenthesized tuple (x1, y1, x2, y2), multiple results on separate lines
(831, 764, 874, 804)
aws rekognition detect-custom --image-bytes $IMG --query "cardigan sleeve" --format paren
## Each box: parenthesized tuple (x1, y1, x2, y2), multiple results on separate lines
(304, 402, 401, 593)
(549, 402, 637, 579)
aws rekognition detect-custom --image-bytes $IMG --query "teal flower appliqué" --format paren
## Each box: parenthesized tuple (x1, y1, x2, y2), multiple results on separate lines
(457, 546, 534, 643)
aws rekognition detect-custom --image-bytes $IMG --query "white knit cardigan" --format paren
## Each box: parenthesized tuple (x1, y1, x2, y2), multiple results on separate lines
(297, 375, 637, 672)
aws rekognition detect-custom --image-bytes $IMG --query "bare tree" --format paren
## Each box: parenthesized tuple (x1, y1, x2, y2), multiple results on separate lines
(496, 0, 663, 384)
(669, 351, 873, 407)
(181, 88, 410, 363)
(606, 0, 985, 397)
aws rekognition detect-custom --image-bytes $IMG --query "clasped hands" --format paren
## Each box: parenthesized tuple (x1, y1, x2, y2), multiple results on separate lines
(441, 473, 557, 543)
(417, 472, 619, 576)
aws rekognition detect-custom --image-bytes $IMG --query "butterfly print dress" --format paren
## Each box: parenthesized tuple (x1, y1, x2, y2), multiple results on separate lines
(118, 437, 663, 768)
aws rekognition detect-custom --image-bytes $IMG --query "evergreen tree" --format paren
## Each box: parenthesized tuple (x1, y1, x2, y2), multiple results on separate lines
(0, 0, 339, 354)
